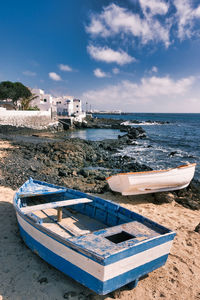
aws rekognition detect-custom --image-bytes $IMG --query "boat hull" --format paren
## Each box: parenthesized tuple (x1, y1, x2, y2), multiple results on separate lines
(107, 164, 196, 195)
(16, 211, 174, 295)
(14, 179, 176, 295)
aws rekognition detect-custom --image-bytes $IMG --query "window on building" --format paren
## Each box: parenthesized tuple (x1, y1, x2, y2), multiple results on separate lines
(76, 105, 79, 108)
(43, 99, 47, 102)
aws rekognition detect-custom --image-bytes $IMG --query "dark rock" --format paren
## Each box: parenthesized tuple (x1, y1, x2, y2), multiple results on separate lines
(175, 196, 200, 210)
(44, 159, 51, 167)
(1, 121, 199, 211)
(169, 151, 178, 157)
(30, 165, 37, 172)
(95, 173, 106, 180)
(63, 291, 77, 299)
(86, 294, 97, 300)
(153, 192, 175, 204)
(194, 223, 200, 233)
(79, 169, 89, 178)
(38, 277, 48, 284)
(58, 170, 67, 177)
(108, 290, 121, 299)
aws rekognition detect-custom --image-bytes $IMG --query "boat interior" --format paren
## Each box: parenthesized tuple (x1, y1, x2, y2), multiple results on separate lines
(18, 189, 170, 246)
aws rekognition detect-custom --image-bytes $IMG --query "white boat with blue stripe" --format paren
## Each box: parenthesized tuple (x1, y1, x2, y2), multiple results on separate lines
(14, 178, 176, 295)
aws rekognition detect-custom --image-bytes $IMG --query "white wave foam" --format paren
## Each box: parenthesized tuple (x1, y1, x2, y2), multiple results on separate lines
(121, 121, 167, 126)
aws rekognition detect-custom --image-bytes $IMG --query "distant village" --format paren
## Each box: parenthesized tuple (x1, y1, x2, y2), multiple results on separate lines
(0, 87, 122, 124)
(0, 87, 87, 123)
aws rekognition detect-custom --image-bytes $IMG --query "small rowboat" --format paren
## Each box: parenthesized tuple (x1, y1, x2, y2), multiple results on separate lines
(106, 163, 196, 196)
(14, 178, 176, 295)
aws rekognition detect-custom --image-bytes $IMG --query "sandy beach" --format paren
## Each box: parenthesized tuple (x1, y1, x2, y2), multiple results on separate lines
(0, 128, 200, 300)
(1, 0, 200, 297)
(0, 186, 199, 300)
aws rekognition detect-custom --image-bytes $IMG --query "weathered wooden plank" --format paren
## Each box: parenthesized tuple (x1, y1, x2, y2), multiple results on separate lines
(21, 198, 92, 214)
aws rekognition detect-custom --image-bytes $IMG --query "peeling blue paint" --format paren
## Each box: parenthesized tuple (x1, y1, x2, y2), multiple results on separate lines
(14, 178, 176, 295)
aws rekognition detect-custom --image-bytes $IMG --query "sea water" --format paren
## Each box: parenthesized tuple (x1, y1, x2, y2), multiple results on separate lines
(66, 113, 200, 180)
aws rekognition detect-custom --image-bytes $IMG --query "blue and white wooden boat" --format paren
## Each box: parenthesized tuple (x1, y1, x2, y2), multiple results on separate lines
(13, 178, 176, 295)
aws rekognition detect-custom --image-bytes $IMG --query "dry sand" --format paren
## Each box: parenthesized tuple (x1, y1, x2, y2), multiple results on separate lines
(0, 187, 200, 300)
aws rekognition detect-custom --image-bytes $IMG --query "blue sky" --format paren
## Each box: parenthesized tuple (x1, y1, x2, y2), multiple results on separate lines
(0, 0, 200, 112)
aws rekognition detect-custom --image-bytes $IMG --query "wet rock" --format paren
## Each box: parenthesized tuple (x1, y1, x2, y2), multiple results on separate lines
(169, 151, 178, 157)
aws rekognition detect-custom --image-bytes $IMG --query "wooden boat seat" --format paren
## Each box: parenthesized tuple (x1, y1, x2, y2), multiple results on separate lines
(21, 198, 92, 214)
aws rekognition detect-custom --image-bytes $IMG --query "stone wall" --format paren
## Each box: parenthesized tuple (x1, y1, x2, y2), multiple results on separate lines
(0, 110, 52, 129)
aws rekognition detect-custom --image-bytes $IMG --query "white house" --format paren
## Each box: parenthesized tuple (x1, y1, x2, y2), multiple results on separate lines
(73, 99, 82, 115)
(72, 98, 86, 122)
(53, 96, 74, 116)
(52, 96, 86, 122)
(30, 88, 52, 111)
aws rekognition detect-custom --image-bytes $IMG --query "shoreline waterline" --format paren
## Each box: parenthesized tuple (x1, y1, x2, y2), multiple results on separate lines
(65, 113, 200, 180)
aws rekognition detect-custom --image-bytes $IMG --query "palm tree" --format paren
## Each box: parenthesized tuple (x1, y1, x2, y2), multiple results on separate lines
(20, 94, 38, 110)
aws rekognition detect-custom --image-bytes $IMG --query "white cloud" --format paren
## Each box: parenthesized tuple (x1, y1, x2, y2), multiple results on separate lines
(152, 66, 158, 73)
(82, 75, 196, 112)
(86, 2, 200, 48)
(93, 68, 108, 78)
(23, 70, 36, 76)
(58, 64, 72, 72)
(174, 0, 200, 40)
(86, 19, 109, 36)
(87, 45, 135, 65)
(112, 68, 120, 74)
(86, 3, 170, 47)
(140, 0, 169, 16)
(49, 72, 62, 81)
(195, 6, 200, 17)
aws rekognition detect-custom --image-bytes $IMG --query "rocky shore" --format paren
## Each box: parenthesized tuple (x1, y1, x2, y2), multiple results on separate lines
(0, 123, 150, 192)
(0, 117, 199, 210)
(0, 117, 200, 300)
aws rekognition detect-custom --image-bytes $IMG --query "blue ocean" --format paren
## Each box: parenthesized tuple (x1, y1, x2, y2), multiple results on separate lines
(67, 113, 200, 180)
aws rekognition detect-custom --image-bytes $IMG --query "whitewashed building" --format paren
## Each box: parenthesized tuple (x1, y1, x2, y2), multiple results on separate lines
(73, 99, 82, 115)
(30, 89, 53, 111)
(54, 96, 74, 116)
(53, 96, 85, 121)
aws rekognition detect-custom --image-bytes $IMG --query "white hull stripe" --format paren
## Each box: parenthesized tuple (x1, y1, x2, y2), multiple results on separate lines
(17, 213, 172, 282)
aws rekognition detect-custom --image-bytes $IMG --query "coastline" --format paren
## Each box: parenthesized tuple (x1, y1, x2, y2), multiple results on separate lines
(0, 120, 199, 209)
(0, 119, 200, 299)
